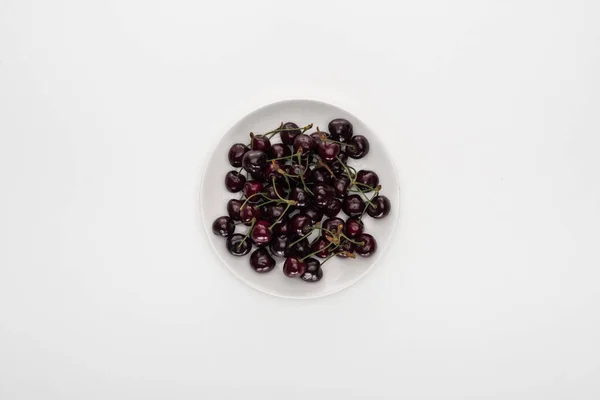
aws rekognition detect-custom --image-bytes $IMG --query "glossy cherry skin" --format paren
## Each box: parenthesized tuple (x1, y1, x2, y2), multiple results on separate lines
(263, 183, 286, 200)
(346, 135, 370, 159)
(289, 187, 309, 208)
(290, 214, 312, 237)
(226, 234, 252, 256)
(355, 170, 379, 192)
(301, 205, 323, 225)
(249, 248, 276, 272)
(313, 184, 335, 208)
(288, 238, 310, 258)
(311, 237, 331, 258)
(228, 143, 249, 167)
(322, 198, 342, 217)
(293, 134, 315, 155)
(283, 257, 306, 277)
(318, 141, 341, 162)
(367, 195, 391, 219)
(344, 217, 364, 238)
(225, 171, 246, 193)
(263, 161, 284, 183)
(271, 220, 290, 237)
(280, 122, 301, 145)
(241, 150, 267, 174)
(322, 217, 345, 234)
(328, 118, 353, 142)
(336, 240, 356, 258)
(310, 131, 324, 144)
(227, 199, 243, 221)
(250, 220, 272, 246)
(240, 205, 262, 226)
(264, 204, 287, 223)
(342, 194, 366, 217)
(270, 235, 289, 258)
(269, 143, 291, 159)
(212, 216, 235, 237)
(333, 176, 351, 198)
(287, 163, 308, 179)
(300, 258, 323, 282)
(243, 180, 264, 201)
(330, 152, 349, 175)
(355, 233, 377, 257)
(310, 167, 332, 185)
(251, 135, 271, 152)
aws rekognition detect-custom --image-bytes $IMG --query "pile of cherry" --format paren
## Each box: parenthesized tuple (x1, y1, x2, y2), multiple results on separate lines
(212, 118, 391, 283)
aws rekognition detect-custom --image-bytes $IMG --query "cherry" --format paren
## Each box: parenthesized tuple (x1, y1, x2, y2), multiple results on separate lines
(317, 141, 341, 162)
(228, 143, 249, 167)
(355, 170, 379, 192)
(328, 118, 353, 142)
(270, 235, 289, 258)
(225, 171, 246, 193)
(330, 152, 349, 175)
(240, 205, 262, 226)
(346, 135, 370, 159)
(249, 248, 275, 272)
(355, 233, 377, 257)
(264, 183, 286, 200)
(280, 122, 301, 145)
(314, 184, 335, 208)
(289, 187, 309, 208)
(226, 234, 252, 256)
(212, 216, 235, 237)
(243, 180, 264, 200)
(288, 238, 311, 258)
(283, 257, 306, 277)
(287, 163, 308, 179)
(344, 217, 364, 238)
(333, 176, 351, 198)
(322, 217, 345, 234)
(322, 198, 342, 217)
(310, 167, 333, 185)
(290, 214, 312, 236)
(264, 204, 287, 223)
(311, 237, 331, 258)
(336, 240, 355, 258)
(227, 199, 243, 221)
(269, 143, 291, 159)
(242, 150, 267, 174)
(263, 161, 284, 183)
(310, 131, 324, 143)
(367, 195, 391, 219)
(250, 220, 272, 246)
(342, 194, 366, 217)
(251, 134, 271, 152)
(293, 134, 315, 154)
(300, 258, 323, 282)
(272, 220, 290, 236)
(301, 205, 323, 224)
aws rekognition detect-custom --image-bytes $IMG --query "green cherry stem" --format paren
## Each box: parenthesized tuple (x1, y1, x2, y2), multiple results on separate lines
(269, 203, 291, 230)
(360, 188, 380, 219)
(239, 192, 268, 210)
(320, 252, 337, 266)
(237, 218, 256, 249)
(300, 241, 335, 262)
(288, 223, 321, 247)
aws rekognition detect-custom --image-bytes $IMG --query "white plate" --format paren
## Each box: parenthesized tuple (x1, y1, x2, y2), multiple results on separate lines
(201, 99, 400, 299)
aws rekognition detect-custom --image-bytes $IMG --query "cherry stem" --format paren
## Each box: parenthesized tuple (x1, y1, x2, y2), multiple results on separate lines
(269, 203, 291, 230)
(301, 241, 335, 262)
(288, 224, 321, 247)
(320, 252, 337, 266)
(240, 191, 268, 210)
(296, 151, 314, 195)
(271, 176, 295, 205)
(237, 218, 256, 249)
(264, 123, 313, 138)
(318, 159, 335, 178)
(340, 234, 366, 246)
(360, 189, 380, 219)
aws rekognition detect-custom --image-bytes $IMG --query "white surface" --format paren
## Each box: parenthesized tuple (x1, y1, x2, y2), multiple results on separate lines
(202, 99, 400, 298)
(1, 0, 599, 399)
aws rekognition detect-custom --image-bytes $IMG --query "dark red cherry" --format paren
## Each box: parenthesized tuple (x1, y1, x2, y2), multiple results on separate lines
(269, 143, 292, 159)
(270, 235, 289, 258)
(212, 216, 235, 237)
(322, 198, 342, 217)
(293, 134, 315, 155)
(287, 163, 308, 179)
(225, 171, 246, 192)
(367, 195, 391, 219)
(300, 258, 323, 282)
(336, 240, 355, 258)
(289, 187, 308, 208)
(344, 217, 364, 238)
(318, 141, 341, 162)
(251, 134, 271, 152)
(227, 199, 243, 221)
(272, 220, 290, 237)
(288, 238, 311, 258)
(290, 214, 312, 236)
(280, 122, 301, 145)
(310, 131, 324, 144)
(330, 152, 349, 175)
(346, 135, 370, 159)
(249, 248, 275, 272)
(263, 183, 286, 200)
(342, 194, 365, 217)
(265, 204, 288, 223)
(314, 184, 335, 208)
(301, 205, 323, 224)
(355, 170, 379, 192)
(250, 220, 272, 246)
(311, 237, 331, 258)
(243, 180, 264, 201)
(328, 118, 353, 142)
(333, 176, 351, 198)
(226, 234, 252, 256)
(241, 150, 267, 174)
(263, 161, 284, 183)
(283, 257, 307, 277)
(240, 205, 261, 226)
(228, 143, 249, 167)
(322, 217, 345, 234)
(310, 167, 333, 185)
(355, 233, 377, 257)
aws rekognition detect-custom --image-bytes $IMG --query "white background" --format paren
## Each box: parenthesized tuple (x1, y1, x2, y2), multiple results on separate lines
(1, 0, 599, 399)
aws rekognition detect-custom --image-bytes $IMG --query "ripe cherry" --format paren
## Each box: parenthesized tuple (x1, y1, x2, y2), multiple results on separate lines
(250, 248, 275, 272)
(355, 170, 379, 192)
(367, 195, 391, 219)
(346, 135, 370, 159)
(280, 122, 301, 145)
(212, 216, 235, 237)
(227, 199, 243, 221)
(328, 118, 353, 142)
(342, 194, 366, 217)
(355, 233, 377, 257)
(283, 257, 307, 277)
(226, 234, 252, 256)
(241, 150, 267, 174)
(228, 143, 249, 167)
(300, 258, 323, 282)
